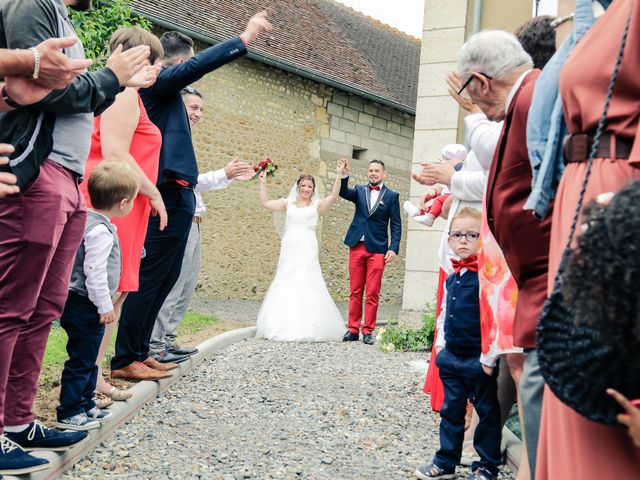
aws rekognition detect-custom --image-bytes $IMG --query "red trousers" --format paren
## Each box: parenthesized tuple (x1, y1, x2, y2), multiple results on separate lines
(348, 243, 385, 335)
(0, 160, 86, 433)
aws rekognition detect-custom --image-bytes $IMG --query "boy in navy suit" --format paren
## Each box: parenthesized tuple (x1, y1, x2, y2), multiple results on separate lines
(415, 208, 501, 480)
(339, 159, 401, 345)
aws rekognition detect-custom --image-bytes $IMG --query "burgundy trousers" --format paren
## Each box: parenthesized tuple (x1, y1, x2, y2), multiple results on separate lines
(0, 160, 86, 433)
(347, 243, 386, 335)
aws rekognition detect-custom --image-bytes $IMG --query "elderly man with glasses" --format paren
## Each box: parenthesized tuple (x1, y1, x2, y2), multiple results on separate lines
(452, 30, 553, 479)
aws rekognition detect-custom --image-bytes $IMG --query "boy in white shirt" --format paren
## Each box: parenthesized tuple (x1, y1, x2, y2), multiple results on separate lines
(56, 162, 139, 431)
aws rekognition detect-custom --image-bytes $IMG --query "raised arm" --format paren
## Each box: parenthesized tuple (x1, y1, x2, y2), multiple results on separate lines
(317, 159, 346, 214)
(338, 158, 358, 202)
(258, 171, 287, 212)
(149, 11, 271, 96)
(100, 88, 167, 230)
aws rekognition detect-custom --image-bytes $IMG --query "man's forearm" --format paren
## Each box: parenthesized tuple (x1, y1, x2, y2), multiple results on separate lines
(0, 49, 35, 77)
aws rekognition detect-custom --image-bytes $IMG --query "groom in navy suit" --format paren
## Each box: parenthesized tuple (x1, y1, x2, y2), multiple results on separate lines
(339, 159, 401, 345)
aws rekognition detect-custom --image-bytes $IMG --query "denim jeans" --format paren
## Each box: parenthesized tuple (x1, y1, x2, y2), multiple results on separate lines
(525, 0, 595, 219)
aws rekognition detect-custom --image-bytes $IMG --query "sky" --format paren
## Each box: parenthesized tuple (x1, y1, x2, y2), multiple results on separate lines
(334, 0, 426, 38)
(333, 0, 559, 39)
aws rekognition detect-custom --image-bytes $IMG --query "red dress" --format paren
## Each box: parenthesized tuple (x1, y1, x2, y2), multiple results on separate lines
(422, 268, 446, 411)
(80, 95, 162, 292)
(536, 1, 640, 477)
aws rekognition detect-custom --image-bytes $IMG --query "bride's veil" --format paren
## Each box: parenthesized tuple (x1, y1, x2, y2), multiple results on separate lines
(273, 179, 320, 238)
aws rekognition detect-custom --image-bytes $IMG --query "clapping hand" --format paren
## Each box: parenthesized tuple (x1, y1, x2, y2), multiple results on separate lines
(0, 144, 19, 196)
(126, 63, 162, 89)
(35, 37, 92, 89)
(106, 44, 151, 87)
(242, 10, 273, 44)
(412, 162, 455, 187)
(225, 158, 254, 181)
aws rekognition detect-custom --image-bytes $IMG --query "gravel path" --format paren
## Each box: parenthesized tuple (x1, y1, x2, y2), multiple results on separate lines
(65, 338, 514, 480)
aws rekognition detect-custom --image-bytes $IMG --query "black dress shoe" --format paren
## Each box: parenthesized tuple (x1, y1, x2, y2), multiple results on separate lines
(153, 351, 189, 364)
(166, 345, 199, 356)
(362, 334, 374, 345)
(342, 331, 359, 342)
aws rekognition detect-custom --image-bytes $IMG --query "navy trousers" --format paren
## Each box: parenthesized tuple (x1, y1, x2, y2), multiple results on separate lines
(111, 187, 195, 370)
(433, 347, 502, 475)
(57, 292, 105, 420)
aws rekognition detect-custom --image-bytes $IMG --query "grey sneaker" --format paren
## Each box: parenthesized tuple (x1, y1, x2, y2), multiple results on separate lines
(465, 468, 496, 480)
(414, 463, 455, 479)
(86, 407, 113, 422)
(56, 413, 100, 431)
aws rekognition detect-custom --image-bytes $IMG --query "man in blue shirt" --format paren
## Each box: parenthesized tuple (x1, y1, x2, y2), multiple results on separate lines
(111, 11, 272, 379)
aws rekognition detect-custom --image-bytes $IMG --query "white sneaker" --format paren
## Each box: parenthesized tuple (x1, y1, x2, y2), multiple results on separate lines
(415, 213, 436, 227)
(403, 201, 421, 217)
(56, 413, 100, 431)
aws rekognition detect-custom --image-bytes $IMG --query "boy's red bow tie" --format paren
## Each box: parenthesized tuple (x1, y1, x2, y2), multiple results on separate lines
(369, 185, 380, 191)
(451, 256, 478, 273)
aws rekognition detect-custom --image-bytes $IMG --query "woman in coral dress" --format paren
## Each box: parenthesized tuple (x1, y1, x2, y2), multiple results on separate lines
(536, 1, 640, 477)
(79, 28, 166, 401)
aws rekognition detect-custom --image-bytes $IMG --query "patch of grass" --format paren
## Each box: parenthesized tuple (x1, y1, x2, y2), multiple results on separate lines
(377, 305, 436, 353)
(177, 310, 219, 335)
(42, 310, 218, 369)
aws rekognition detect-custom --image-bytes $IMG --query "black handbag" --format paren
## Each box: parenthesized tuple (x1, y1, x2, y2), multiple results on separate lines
(536, 5, 639, 426)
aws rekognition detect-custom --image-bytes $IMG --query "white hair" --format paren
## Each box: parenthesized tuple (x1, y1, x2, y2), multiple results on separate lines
(457, 30, 533, 82)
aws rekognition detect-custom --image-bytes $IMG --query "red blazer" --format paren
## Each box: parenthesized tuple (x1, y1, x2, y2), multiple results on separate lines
(486, 70, 552, 349)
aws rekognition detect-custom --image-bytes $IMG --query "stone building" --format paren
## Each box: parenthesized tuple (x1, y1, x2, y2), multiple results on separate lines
(130, 0, 420, 302)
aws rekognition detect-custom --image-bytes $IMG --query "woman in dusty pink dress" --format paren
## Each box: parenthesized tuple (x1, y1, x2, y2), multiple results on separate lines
(536, 0, 640, 477)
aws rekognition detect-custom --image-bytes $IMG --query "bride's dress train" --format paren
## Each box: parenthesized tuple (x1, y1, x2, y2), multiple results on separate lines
(256, 199, 345, 342)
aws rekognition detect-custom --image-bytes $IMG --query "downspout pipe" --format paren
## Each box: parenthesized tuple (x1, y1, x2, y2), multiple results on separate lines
(137, 12, 416, 116)
(472, 0, 483, 34)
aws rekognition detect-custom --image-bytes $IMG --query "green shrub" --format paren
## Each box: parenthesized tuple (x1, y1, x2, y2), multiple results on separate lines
(69, 0, 152, 70)
(377, 305, 436, 353)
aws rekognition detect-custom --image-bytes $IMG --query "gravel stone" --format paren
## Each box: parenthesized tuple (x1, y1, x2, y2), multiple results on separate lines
(64, 336, 514, 479)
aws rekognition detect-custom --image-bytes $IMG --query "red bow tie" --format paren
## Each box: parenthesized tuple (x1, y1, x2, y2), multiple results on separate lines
(451, 256, 478, 274)
(369, 185, 380, 191)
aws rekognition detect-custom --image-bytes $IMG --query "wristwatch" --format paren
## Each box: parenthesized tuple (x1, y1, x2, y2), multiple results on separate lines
(2, 85, 22, 109)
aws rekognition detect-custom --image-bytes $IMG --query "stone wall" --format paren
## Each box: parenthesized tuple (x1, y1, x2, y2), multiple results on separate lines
(188, 49, 414, 303)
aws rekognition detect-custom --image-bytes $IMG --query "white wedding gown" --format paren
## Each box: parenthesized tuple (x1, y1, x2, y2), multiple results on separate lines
(256, 199, 345, 342)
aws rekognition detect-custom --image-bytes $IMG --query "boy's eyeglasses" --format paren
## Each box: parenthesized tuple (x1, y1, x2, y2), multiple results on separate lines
(448, 231, 480, 242)
(457, 72, 493, 95)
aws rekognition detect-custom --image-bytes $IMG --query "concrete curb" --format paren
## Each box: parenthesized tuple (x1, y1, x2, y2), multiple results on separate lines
(9, 326, 256, 480)
(503, 426, 521, 474)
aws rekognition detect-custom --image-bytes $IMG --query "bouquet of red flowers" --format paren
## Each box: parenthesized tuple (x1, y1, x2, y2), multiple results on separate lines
(253, 158, 278, 178)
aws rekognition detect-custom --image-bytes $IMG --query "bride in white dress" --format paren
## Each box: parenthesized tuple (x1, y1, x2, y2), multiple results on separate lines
(255, 160, 346, 342)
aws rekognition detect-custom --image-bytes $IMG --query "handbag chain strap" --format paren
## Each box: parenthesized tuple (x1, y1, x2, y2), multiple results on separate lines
(550, 4, 633, 291)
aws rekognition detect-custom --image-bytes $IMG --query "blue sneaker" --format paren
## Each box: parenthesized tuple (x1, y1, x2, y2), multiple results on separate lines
(86, 407, 113, 422)
(0, 435, 49, 475)
(5, 421, 88, 452)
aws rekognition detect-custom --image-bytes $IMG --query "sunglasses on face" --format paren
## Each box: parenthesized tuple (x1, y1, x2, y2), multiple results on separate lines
(457, 72, 493, 95)
(181, 86, 202, 96)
